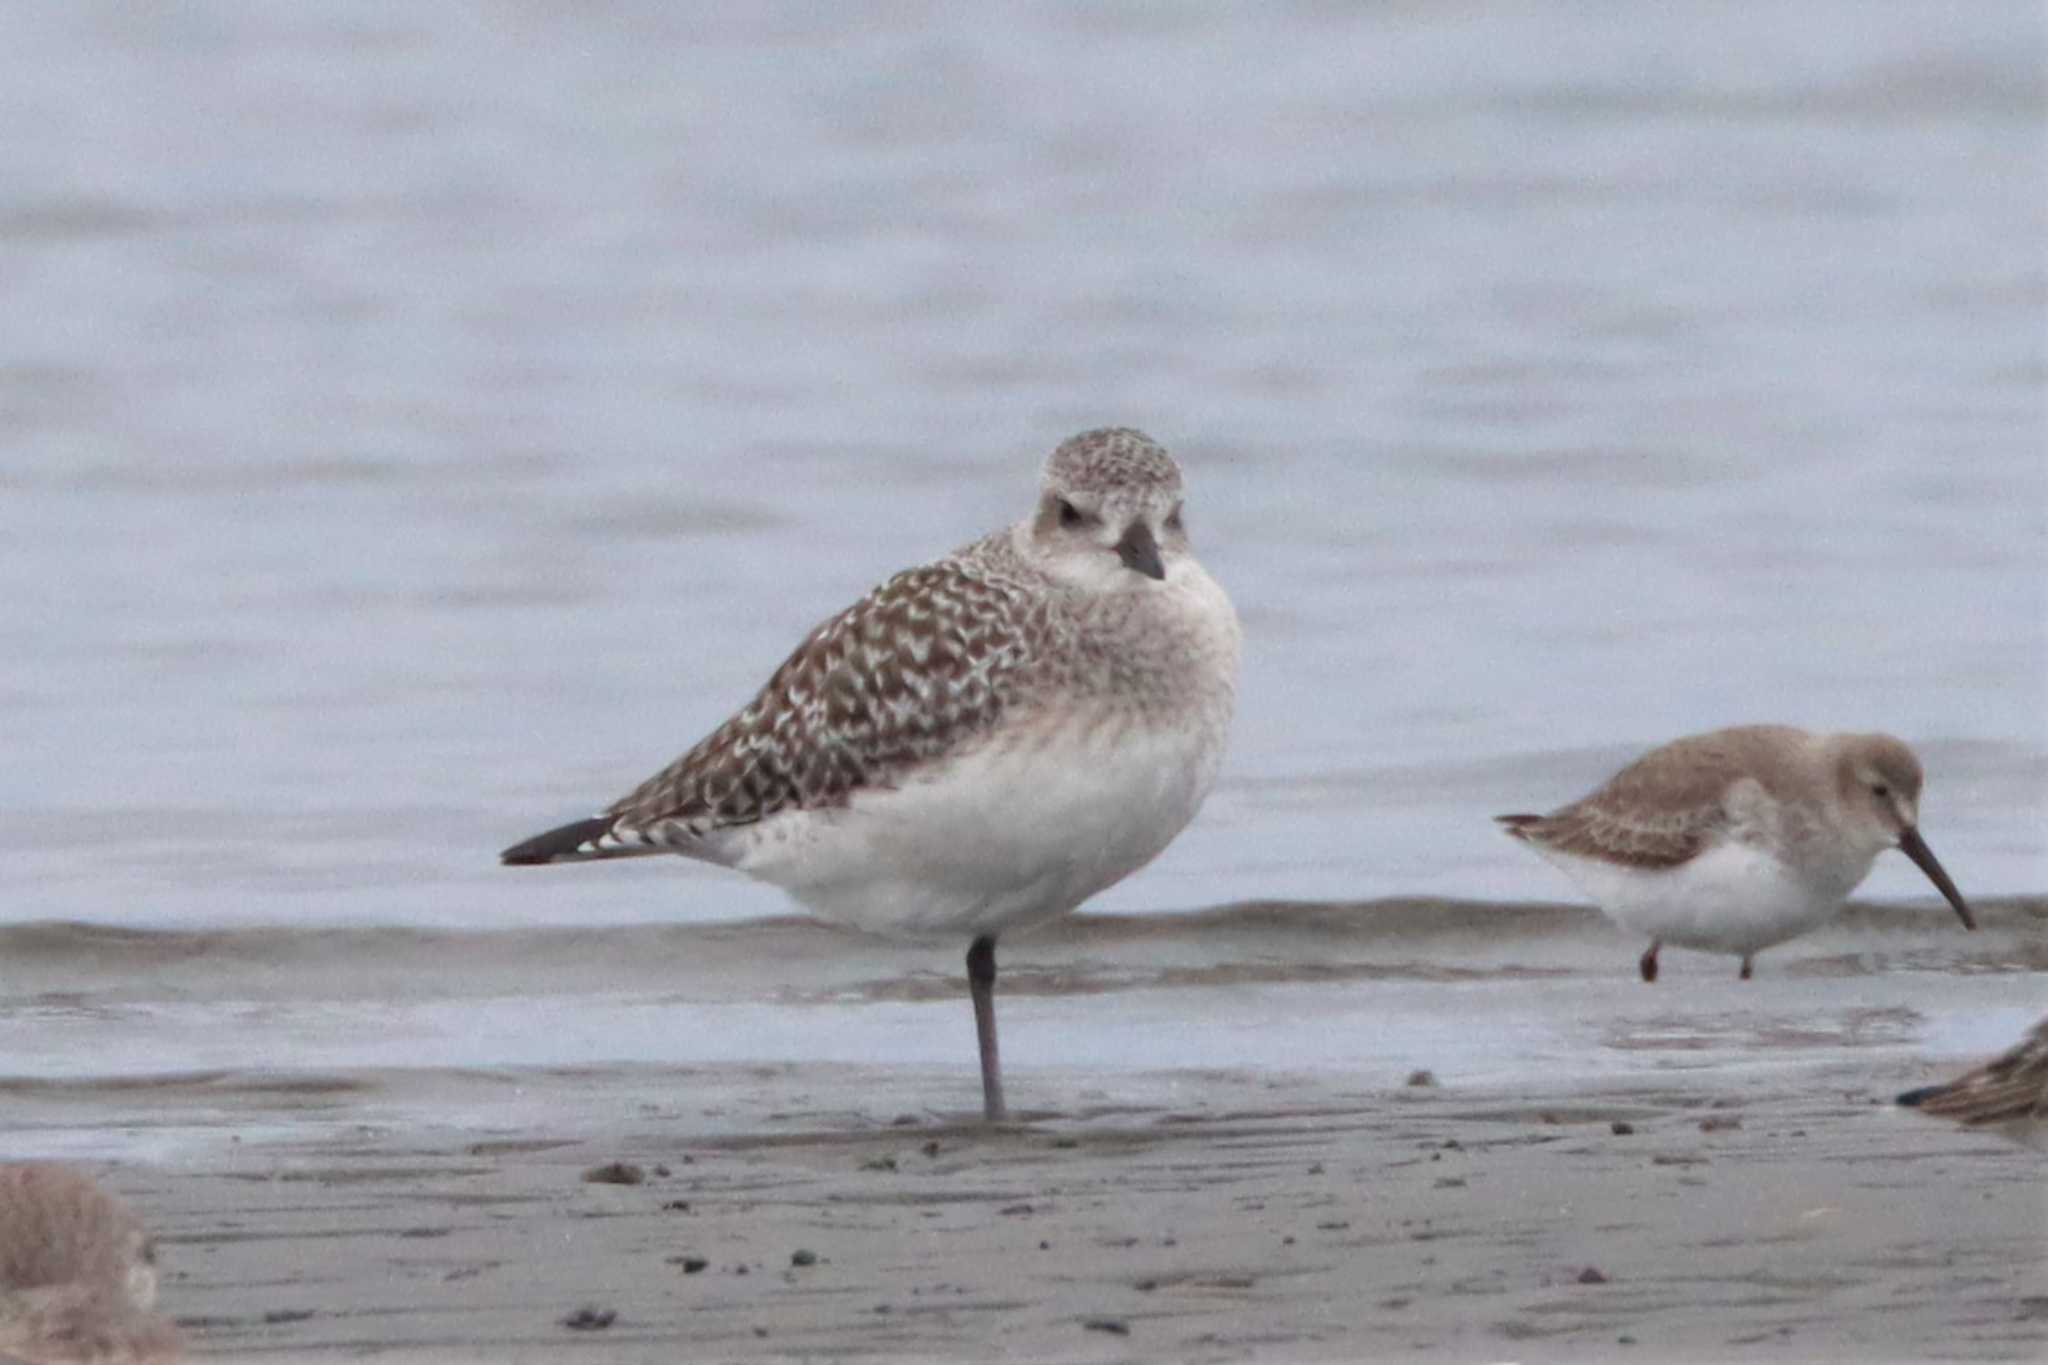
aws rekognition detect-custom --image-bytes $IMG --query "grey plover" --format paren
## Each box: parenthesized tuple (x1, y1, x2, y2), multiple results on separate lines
(1496, 725, 1974, 981)
(503, 428, 1241, 1119)
(1897, 1015, 2048, 1150)
(0, 1163, 182, 1364)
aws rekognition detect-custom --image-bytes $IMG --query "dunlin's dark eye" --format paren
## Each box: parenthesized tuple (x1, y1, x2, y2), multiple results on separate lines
(1871, 784, 1890, 799)
(1164, 503, 1183, 532)
(1058, 499, 1085, 528)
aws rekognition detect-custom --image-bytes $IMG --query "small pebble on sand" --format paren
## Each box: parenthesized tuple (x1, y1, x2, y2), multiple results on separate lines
(562, 1305, 616, 1330)
(1406, 1070, 1438, 1088)
(582, 1162, 644, 1186)
(1578, 1267, 1609, 1284)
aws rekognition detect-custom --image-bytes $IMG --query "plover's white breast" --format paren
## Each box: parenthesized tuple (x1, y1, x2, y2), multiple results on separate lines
(751, 686, 1231, 941)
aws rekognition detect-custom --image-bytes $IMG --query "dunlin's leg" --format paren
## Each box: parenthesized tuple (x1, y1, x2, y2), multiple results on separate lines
(1639, 940, 1660, 983)
(1739, 955, 1753, 981)
(967, 936, 1006, 1121)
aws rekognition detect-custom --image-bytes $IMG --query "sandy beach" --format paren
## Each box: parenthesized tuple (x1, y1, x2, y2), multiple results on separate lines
(54, 1056, 2046, 1364)
(11, 897, 2041, 1364)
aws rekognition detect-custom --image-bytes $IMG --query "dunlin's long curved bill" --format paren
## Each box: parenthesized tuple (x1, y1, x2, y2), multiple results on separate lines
(1897, 827, 1974, 929)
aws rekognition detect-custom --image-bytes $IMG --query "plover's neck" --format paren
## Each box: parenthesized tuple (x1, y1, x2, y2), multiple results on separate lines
(966, 526, 1238, 722)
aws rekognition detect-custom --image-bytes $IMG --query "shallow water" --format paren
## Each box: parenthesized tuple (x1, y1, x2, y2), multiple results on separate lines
(0, 900, 2037, 1141)
(0, 4, 2042, 1097)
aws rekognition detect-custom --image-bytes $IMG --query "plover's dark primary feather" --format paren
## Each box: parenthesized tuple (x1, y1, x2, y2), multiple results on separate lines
(499, 815, 628, 866)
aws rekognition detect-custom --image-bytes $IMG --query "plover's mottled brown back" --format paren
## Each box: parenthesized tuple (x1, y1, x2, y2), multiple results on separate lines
(1496, 725, 1973, 981)
(503, 428, 1241, 1120)
(1898, 1016, 2048, 1150)
(0, 1163, 182, 1364)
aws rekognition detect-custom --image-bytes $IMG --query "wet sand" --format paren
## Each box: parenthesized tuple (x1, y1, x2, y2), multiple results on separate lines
(46, 1050, 2047, 1364)
(2, 896, 2041, 1361)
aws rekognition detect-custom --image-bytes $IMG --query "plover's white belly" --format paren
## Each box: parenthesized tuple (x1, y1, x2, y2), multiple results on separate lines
(1538, 838, 1868, 956)
(731, 710, 1225, 941)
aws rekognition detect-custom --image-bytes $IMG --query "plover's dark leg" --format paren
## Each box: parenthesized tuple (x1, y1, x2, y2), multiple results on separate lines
(967, 935, 1005, 1121)
(1739, 954, 1753, 981)
(1639, 940, 1660, 983)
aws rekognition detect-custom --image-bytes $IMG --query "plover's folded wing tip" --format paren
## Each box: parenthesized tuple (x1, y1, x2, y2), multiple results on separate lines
(500, 814, 655, 865)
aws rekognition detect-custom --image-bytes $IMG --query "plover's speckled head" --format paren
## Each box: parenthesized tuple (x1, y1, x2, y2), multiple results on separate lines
(1029, 427, 1192, 587)
(1040, 427, 1184, 500)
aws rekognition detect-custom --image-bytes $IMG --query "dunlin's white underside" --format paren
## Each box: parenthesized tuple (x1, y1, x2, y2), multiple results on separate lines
(1522, 836, 1864, 957)
(1497, 725, 1973, 979)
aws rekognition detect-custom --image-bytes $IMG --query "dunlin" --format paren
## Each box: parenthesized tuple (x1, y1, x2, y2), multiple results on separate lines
(1897, 1015, 2048, 1150)
(0, 1163, 182, 1364)
(503, 428, 1241, 1119)
(1496, 725, 1974, 981)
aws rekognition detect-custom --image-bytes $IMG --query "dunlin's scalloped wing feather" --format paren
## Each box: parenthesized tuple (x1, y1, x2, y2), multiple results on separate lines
(1495, 726, 1815, 870)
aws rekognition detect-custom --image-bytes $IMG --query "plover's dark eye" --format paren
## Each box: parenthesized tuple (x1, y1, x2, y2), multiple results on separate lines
(1058, 499, 1086, 528)
(1164, 503, 1184, 532)
(1871, 784, 1890, 799)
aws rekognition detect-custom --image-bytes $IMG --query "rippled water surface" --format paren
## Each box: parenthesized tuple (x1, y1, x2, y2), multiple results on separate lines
(3, 1, 2042, 952)
(0, 903, 2039, 1103)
